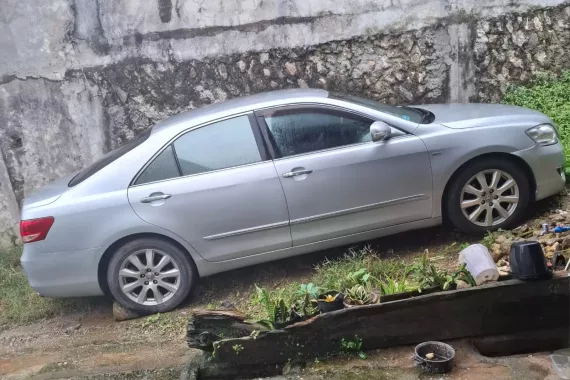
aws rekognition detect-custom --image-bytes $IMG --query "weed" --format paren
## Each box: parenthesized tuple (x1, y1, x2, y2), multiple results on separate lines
(341, 335, 366, 359)
(481, 231, 495, 248)
(232, 344, 244, 355)
(140, 312, 184, 335)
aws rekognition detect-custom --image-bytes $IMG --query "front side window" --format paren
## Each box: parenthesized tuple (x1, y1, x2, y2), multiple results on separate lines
(264, 108, 373, 157)
(173, 115, 261, 176)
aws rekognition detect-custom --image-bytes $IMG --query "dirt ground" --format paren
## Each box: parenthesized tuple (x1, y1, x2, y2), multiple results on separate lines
(0, 191, 567, 380)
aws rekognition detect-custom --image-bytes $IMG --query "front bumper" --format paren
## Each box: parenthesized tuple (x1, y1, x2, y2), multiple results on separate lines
(20, 244, 105, 297)
(514, 141, 566, 201)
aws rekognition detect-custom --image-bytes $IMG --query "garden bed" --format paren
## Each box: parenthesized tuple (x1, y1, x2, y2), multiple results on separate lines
(188, 272, 569, 366)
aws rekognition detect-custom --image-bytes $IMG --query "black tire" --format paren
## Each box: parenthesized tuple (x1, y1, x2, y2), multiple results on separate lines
(446, 158, 530, 235)
(107, 238, 196, 314)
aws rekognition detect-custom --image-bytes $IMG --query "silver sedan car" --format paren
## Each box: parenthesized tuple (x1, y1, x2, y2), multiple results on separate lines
(20, 89, 565, 313)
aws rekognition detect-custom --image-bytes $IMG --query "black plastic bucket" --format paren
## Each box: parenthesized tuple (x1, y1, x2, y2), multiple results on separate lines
(510, 241, 552, 280)
(413, 341, 455, 374)
(317, 291, 344, 313)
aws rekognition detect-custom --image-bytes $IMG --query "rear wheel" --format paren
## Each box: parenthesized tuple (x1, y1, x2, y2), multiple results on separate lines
(446, 158, 530, 235)
(107, 238, 195, 313)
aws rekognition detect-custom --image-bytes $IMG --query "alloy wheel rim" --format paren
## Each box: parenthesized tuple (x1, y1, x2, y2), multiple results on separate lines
(119, 249, 181, 305)
(460, 169, 519, 227)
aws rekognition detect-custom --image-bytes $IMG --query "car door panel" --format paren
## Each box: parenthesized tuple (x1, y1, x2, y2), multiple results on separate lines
(128, 162, 292, 262)
(274, 136, 432, 245)
(257, 105, 433, 247)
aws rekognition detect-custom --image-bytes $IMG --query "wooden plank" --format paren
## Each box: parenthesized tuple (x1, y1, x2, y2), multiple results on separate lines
(212, 273, 570, 365)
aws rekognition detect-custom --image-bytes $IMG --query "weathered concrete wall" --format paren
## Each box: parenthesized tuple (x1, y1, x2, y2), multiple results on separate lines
(0, 0, 569, 248)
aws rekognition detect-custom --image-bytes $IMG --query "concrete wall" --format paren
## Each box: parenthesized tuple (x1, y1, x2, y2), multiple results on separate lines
(0, 0, 569, 248)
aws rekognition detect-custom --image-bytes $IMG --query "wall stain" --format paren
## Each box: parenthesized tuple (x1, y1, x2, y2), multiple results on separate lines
(158, 0, 173, 23)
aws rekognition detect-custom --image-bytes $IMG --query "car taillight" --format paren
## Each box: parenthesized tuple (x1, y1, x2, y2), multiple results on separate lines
(20, 217, 55, 243)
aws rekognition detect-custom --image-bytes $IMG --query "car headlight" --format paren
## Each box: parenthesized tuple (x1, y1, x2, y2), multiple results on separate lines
(526, 124, 558, 146)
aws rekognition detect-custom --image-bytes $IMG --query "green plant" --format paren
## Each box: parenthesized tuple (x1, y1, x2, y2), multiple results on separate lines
(232, 344, 244, 355)
(341, 336, 366, 359)
(379, 276, 416, 295)
(295, 283, 320, 317)
(451, 263, 477, 287)
(345, 284, 374, 305)
(253, 285, 290, 329)
(503, 71, 570, 174)
(411, 251, 454, 291)
(411, 252, 476, 291)
(346, 268, 374, 286)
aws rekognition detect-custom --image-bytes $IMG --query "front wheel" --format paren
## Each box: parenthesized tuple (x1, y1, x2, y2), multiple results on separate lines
(107, 238, 195, 314)
(446, 158, 530, 235)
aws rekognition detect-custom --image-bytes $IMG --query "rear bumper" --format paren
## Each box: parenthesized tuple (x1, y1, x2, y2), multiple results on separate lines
(514, 142, 566, 201)
(20, 244, 105, 297)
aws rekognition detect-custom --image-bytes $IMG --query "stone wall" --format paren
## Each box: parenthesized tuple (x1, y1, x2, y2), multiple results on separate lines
(0, 0, 569, 248)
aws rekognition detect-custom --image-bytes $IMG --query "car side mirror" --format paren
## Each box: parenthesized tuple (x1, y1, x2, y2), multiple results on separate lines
(370, 121, 391, 142)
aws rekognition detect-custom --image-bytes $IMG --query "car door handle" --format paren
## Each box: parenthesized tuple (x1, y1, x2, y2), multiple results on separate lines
(283, 169, 313, 178)
(140, 194, 172, 203)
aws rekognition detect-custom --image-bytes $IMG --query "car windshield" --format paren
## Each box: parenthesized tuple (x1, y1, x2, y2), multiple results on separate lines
(329, 92, 427, 124)
(68, 130, 151, 187)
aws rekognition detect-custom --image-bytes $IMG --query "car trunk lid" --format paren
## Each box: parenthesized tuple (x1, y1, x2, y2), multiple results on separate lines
(23, 172, 77, 209)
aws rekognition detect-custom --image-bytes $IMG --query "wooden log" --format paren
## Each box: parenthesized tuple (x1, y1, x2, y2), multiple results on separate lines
(187, 309, 268, 351)
(212, 273, 570, 365)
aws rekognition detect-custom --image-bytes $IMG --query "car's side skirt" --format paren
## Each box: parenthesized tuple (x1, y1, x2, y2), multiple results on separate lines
(195, 217, 442, 277)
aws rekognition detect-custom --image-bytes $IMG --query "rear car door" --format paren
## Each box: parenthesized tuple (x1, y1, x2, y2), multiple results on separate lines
(128, 113, 292, 262)
(256, 105, 433, 246)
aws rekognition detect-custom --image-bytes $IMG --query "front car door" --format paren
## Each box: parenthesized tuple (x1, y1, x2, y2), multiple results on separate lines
(256, 105, 433, 246)
(128, 113, 292, 262)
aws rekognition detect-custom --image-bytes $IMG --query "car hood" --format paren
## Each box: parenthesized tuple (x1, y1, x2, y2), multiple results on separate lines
(23, 172, 78, 209)
(416, 103, 550, 129)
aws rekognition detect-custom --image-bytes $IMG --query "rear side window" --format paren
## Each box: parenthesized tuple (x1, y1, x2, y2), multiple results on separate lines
(173, 115, 261, 176)
(69, 130, 151, 187)
(134, 145, 180, 185)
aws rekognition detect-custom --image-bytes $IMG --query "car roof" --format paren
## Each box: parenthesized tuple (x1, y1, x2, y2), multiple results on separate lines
(153, 88, 329, 133)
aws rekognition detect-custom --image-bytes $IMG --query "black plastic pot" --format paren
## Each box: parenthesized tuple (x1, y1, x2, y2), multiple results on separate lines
(413, 341, 455, 374)
(509, 241, 552, 280)
(317, 291, 344, 313)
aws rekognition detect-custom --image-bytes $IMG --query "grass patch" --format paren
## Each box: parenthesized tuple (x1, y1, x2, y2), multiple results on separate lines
(502, 71, 570, 172)
(0, 246, 99, 327)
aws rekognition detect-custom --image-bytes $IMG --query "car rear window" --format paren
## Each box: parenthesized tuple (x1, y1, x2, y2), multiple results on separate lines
(69, 130, 151, 187)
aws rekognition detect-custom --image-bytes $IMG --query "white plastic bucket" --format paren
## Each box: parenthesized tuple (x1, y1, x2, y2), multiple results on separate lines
(459, 244, 499, 285)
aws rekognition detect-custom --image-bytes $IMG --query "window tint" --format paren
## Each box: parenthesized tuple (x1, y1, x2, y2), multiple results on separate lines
(264, 108, 372, 157)
(135, 145, 180, 185)
(173, 115, 261, 176)
(69, 129, 151, 187)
